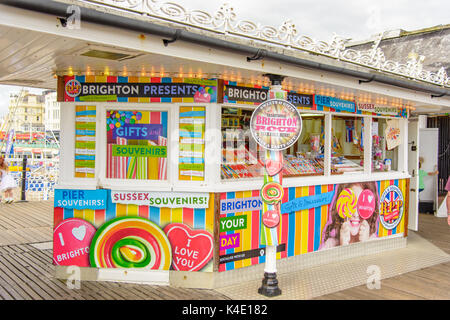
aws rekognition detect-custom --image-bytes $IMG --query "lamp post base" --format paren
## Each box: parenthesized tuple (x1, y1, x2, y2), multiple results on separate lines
(258, 272, 282, 297)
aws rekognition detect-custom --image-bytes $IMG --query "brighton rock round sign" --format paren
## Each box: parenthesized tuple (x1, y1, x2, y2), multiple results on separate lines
(250, 99, 302, 151)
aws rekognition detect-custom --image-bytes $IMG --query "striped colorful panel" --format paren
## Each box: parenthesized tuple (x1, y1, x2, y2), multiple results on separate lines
(75, 105, 96, 178)
(218, 179, 408, 272)
(178, 106, 206, 181)
(106, 110, 167, 180)
(53, 190, 215, 272)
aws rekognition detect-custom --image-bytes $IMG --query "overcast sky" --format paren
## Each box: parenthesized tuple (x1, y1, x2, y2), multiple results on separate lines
(0, 0, 448, 116)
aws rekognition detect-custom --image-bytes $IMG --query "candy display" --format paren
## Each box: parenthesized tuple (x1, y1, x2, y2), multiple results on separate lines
(336, 188, 357, 219)
(221, 147, 324, 179)
(283, 154, 324, 176)
(261, 181, 284, 205)
(89, 217, 172, 269)
(331, 157, 363, 173)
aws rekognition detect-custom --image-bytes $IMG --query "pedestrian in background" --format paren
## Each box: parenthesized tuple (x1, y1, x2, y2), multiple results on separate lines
(418, 157, 439, 193)
(0, 157, 17, 203)
(446, 176, 450, 226)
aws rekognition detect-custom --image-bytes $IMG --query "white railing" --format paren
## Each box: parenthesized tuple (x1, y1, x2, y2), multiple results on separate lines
(6, 157, 59, 201)
(79, 0, 449, 88)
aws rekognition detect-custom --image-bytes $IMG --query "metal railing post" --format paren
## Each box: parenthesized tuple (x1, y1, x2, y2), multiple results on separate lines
(20, 156, 28, 202)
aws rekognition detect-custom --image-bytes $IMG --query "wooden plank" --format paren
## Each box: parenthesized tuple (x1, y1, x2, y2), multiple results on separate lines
(0, 253, 54, 299)
(4, 252, 65, 299)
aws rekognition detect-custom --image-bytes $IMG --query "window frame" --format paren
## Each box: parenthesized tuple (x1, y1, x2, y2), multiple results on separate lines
(100, 103, 173, 191)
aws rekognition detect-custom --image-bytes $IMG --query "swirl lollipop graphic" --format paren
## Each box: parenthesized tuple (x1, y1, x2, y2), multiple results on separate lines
(336, 188, 357, 219)
(90, 217, 172, 269)
(261, 182, 284, 205)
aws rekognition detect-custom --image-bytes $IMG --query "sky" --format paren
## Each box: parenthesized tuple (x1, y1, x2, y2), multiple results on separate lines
(0, 0, 448, 115)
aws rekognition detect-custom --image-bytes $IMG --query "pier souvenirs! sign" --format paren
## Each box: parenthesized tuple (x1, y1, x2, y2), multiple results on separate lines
(53, 189, 215, 271)
(250, 99, 302, 151)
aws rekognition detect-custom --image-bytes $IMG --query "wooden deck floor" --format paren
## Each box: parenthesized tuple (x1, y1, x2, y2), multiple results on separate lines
(0, 201, 229, 300)
(0, 200, 448, 300)
(315, 213, 450, 300)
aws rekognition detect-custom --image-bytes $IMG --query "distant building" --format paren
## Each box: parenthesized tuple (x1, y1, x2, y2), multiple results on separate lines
(346, 24, 450, 75)
(44, 90, 60, 133)
(8, 90, 45, 133)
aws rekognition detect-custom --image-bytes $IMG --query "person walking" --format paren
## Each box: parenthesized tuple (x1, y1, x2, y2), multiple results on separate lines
(0, 157, 17, 203)
(445, 176, 450, 226)
(418, 157, 439, 193)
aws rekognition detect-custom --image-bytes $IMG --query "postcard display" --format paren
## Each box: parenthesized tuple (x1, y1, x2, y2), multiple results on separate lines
(54, 76, 410, 280)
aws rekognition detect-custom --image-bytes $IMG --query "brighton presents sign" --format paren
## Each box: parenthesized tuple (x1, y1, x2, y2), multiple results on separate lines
(224, 84, 313, 107)
(64, 77, 217, 102)
(54, 189, 108, 210)
(250, 99, 302, 151)
(315, 95, 356, 113)
(111, 191, 210, 208)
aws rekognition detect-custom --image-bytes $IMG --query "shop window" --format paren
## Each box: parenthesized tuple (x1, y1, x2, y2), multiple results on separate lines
(282, 113, 325, 177)
(372, 118, 399, 172)
(331, 115, 364, 174)
(220, 108, 325, 180)
(221, 106, 264, 180)
(106, 109, 168, 180)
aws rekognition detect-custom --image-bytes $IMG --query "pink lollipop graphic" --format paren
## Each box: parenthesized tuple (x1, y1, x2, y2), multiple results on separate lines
(357, 189, 376, 219)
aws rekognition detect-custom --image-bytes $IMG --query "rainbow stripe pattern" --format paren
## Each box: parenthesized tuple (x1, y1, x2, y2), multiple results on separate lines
(54, 190, 215, 272)
(219, 178, 407, 272)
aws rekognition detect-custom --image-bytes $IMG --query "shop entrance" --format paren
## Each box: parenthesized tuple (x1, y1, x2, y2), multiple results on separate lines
(408, 118, 420, 230)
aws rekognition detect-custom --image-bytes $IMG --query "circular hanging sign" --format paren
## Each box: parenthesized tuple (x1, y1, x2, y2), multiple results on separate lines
(262, 210, 281, 228)
(250, 99, 302, 151)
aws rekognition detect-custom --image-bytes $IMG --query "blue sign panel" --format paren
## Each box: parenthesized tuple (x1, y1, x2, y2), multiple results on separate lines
(54, 189, 108, 210)
(281, 191, 335, 214)
(112, 123, 163, 140)
(315, 95, 356, 113)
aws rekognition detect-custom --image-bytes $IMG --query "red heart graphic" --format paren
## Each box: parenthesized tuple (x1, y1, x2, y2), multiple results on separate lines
(163, 223, 213, 272)
(265, 159, 283, 176)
